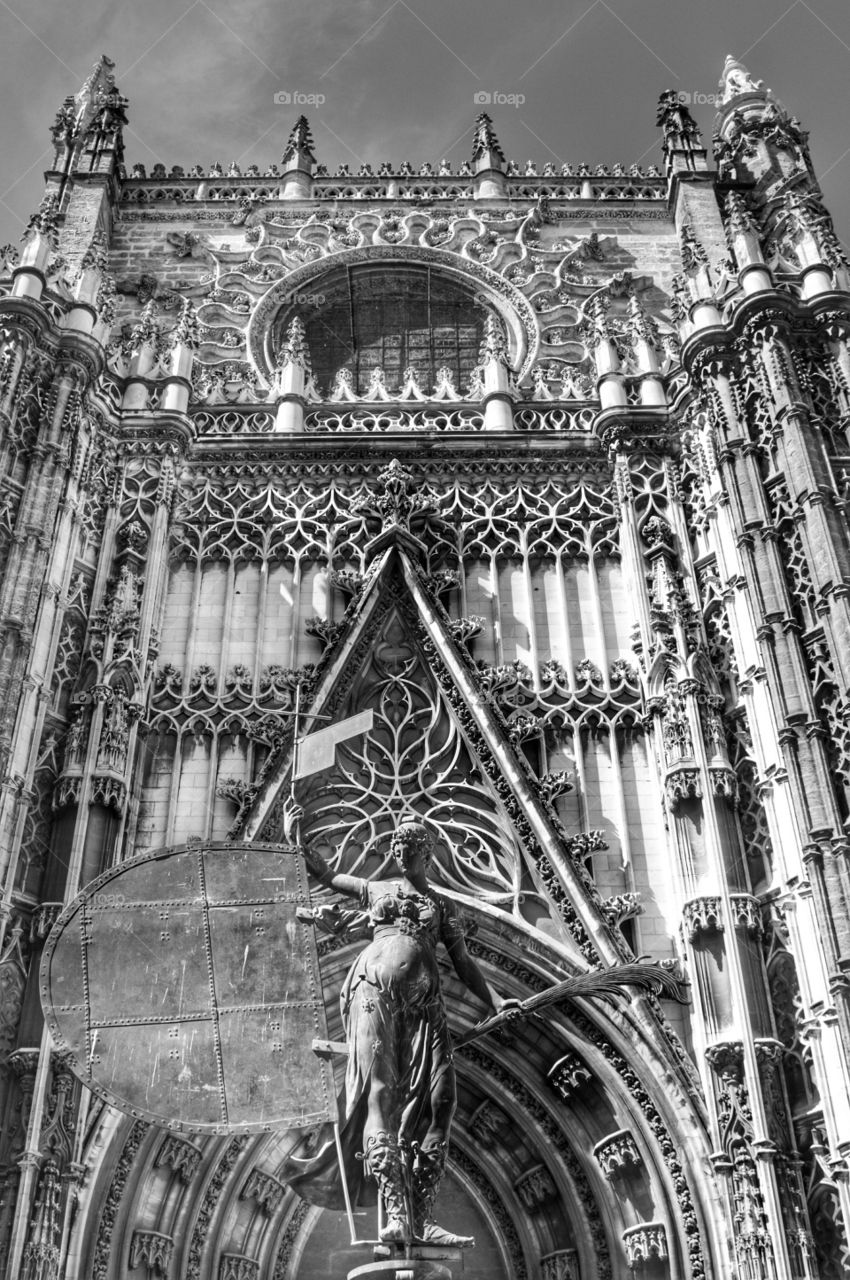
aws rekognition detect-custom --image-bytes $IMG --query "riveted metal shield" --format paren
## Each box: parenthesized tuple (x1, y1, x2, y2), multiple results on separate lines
(40, 841, 335, 1135)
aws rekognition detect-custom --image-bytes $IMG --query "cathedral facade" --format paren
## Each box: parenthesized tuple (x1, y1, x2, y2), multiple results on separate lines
(0, 49, 848, 1280)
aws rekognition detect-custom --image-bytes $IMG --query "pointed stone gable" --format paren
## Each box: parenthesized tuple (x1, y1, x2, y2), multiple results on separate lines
(243, 543, 629, 970)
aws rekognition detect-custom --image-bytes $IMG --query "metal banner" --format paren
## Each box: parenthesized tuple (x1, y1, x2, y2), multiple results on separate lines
(40, 841, 336, 1135)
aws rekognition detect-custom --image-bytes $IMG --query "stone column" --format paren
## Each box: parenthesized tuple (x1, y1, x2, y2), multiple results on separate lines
(618, 458, 805, 1279)
(581, 295, 626, 410)
(479, 316, 514, 431)
(273, 316, 313, 433)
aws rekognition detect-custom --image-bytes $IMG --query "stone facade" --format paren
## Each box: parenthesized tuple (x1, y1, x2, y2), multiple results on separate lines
(0, 48, 847, 1280)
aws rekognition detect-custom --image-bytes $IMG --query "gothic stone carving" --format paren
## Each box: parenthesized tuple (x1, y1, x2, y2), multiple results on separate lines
(155, 1133, 202, 1184)
(129, 1228, 174, 1273)
(240, 1167, 286, 1214)
(468, 1100, 510, 1150)
(547, 1051, 592, 1100)
(219, 1255, 260, 1280)
(623, 1223, 668, 1266)
(682, 896, 723, 940)
(542, 1250, 580, 1280)
(514, 1163, 558, 1210)
(593, 1129, 642, 1178)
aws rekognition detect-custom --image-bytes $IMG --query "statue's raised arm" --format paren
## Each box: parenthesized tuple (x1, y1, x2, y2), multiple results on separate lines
(301, 840, 365, 901)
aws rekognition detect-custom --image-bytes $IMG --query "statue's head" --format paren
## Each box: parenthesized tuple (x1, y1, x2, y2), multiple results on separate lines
(390, 818, 434, 875)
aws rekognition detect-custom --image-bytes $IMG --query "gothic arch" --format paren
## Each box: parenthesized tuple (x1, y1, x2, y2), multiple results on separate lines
(67, 909, 719, 1280)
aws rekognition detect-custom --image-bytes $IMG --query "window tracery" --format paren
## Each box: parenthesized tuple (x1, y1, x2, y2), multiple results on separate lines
(275, 264, 491, 398)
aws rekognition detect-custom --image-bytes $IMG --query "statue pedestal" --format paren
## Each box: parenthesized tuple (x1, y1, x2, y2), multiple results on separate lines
(347, 1264, 452, 1279)
(347, 1244, 464, 1279)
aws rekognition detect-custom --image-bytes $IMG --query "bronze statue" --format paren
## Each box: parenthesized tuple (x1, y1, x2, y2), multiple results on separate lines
(287, 817, 517, 1246)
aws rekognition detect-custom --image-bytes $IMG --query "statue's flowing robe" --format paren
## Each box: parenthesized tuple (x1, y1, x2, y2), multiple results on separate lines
(283, 879, 463, 1207)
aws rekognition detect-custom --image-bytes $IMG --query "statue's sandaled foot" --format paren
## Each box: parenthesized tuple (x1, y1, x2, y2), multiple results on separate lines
(379, 1217, 408, 1244)
(419, 1220, 475, 1248)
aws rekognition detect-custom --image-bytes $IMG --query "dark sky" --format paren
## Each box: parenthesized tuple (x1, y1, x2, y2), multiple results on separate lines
(1, 0, 849, 249)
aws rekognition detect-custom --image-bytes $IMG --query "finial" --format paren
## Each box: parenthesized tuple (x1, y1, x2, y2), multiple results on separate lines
(479, 314, 508, 364)
(579, 294, 612, 349)
(282, 115, 316, 168)
(718, 55, 765, 106)
(277, 315, 312, 371)
(172, 297, 200, 350)
(131, 299, 160, 349)
(471, 113, 505, 167)
(626, 295, 658, 346)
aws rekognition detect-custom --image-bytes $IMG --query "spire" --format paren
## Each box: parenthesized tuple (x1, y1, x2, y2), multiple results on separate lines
(282, 115, 316, 169)
(713, 53, 812, 199)
(76, 55, 128, 171)
(471, 113, 505, 169)
(718, 55, 766, 107)
(281, 116, 316, 199)
(50, 55, 128, 179)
